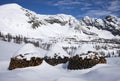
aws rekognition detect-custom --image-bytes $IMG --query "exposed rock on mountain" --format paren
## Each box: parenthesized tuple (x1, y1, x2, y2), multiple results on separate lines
(80, 15, 120, 36)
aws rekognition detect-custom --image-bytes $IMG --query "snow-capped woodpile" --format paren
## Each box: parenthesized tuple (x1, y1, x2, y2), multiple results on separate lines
(44, 43, 70, 66)
(8, 43, 106, 70)
(8, 44, 43, 70)
(68, 51, 106, 70)
(8, 57, 43, 70)
(44, 56, 69, 66)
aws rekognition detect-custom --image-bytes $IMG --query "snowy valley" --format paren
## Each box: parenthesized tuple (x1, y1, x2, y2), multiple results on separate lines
(0, 3, 120, 81)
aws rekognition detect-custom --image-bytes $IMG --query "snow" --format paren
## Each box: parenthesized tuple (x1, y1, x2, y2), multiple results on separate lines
(81, 15, 120, 39)
(0, 3, 120, 81)
(0, 41, 47, 61)
(83, 25, 115, 39)
(46, 43, 70, 58)
(1, 57, 120, 81)
(0, 41, 22, 61)
(0, 3, 31, 37)
(0, 41, 120, 81)
(0, 3, 83, 39)
(75, 44, 96, 54)
(90, 28, 115, 39)
(13, 43, 44, 60)
(83, 63, 120, 81)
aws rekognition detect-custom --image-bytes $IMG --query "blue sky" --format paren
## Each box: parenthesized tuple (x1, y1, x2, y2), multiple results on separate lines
(0, 0, 120, 18)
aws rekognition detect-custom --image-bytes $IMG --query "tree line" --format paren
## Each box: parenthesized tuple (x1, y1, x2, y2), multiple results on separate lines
(0, 31, 39, 47)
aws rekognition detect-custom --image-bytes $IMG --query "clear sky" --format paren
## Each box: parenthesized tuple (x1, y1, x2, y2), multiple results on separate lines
(0, 0, 120, 19)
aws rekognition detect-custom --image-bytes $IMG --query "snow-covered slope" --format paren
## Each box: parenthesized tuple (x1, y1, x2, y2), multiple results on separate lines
(0, 41, 47, 61)
(13, 43, 45, 60)
(79, 15, 120, 38)
(0, 41, 120, 81)
(0, 41, 22, 61)
(0, 3, 86, 40)
(1, 3, 119, 40)
(0, 4, 31, 36)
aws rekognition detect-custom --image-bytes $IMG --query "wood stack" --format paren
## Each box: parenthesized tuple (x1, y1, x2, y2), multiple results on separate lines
(8, 57, 43, 70)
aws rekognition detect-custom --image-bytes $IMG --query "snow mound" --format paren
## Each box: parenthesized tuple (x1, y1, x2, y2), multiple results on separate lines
(75, 44, 96, 54)
(13, 43, 41, 60)
(84, 64, 120, 81)
(46, 43, 70, 58)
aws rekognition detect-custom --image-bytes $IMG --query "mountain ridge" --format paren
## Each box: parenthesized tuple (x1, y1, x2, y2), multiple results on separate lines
(0, 3, 120, 40)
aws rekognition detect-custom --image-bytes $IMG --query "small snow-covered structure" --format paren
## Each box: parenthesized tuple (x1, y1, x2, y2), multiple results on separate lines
(68, 51, 106, 70)
(45, 43, 70, 66)
(46, 43, 70, 58)
(8, 44, 43, 70)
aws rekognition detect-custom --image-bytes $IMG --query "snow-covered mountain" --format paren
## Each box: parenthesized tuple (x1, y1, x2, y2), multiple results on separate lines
(0, 3, 85, 39)
(0, 3, 120, 58)
(1, 3, 120, 40)
(79, 15, 120, 38)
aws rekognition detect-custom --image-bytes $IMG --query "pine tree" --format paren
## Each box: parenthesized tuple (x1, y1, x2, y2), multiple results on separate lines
(7, 33, 12, 42)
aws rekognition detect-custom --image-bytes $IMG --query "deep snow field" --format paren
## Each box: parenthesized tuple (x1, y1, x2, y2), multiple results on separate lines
(0, 41, 120, 81)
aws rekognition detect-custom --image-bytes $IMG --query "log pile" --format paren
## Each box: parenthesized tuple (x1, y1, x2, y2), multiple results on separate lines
(8, 57, 43, 70)
(67, 55, 106, 70)
(44, 56, 69, 66)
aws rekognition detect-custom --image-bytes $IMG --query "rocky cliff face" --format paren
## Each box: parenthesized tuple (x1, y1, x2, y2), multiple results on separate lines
(80, 15, 120, 36)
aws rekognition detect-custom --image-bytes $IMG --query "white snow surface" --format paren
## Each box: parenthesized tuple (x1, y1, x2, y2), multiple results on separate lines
(0, 41, 47, 61)
(0, 41, 120, 81)
(0, 41, 22, 61)
(46, 43, 70, 58)
(13, 43, 45, 60)
(75, 44, 96, 54)
(83, 26, 115, 39)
